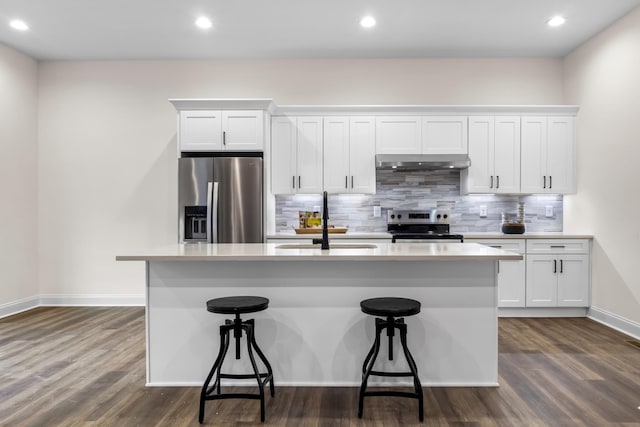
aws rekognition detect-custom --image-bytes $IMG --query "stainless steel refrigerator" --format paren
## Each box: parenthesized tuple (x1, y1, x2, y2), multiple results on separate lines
(178, 155, 263, 243)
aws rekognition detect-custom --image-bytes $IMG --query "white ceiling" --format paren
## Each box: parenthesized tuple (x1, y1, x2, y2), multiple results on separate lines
(1, 0, 640, 61)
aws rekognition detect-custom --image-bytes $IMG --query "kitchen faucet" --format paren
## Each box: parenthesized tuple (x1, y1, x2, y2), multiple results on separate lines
(312, 191, 330, 250)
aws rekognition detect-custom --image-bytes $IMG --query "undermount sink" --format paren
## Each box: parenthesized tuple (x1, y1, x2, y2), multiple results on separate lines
(276, 243, 378, 250)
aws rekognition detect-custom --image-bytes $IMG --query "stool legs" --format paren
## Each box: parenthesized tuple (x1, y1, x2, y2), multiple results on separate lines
(199, 317, 274, 424)
(358, 316, 424, 422)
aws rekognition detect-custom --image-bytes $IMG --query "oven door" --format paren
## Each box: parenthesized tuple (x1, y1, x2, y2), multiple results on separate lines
(391, 234, 464, 243)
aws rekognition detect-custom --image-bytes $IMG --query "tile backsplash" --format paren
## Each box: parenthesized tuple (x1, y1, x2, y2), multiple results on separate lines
(275, 170, 563, 233)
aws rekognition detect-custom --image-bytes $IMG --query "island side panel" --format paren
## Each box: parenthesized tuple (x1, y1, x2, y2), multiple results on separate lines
(147, 259, 497, 386)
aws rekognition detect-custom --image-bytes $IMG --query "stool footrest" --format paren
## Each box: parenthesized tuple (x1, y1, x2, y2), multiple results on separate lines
(203, 393, 262, 401)
(368, 370, 415, 377)
(363, 390, 422, 399)
(219, 372, 271, 380)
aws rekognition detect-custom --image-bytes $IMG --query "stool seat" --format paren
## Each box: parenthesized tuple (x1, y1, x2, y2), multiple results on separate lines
(207, 296, 269, 315)
(360, 297, 421, 317)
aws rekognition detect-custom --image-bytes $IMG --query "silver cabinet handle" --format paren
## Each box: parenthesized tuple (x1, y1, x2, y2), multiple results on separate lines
(550, 245, 565, 248)
(560, 259, 563, 273)
(223, 131, 226, 146)
(292, 176, 295, 189)
(549, 176, 553, 189)
(553, 259, 557, 274)
(490, 245, 502, 248)
(490, 176, 494, 189)
(351, 176, 354, 188)
(298, 176, 301, 188)
(496, 175, 500, 189)
(543, 176, 546, 189)
(345, 176, 348, 189)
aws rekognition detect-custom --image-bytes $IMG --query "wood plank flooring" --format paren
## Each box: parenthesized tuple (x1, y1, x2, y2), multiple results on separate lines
(1, 307, 639, 426)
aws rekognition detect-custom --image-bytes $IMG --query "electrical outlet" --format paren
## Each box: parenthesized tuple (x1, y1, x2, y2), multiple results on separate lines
(373, 206, 381, 217)
(545, 206, 554, 217)
(479, 205, 488, 218)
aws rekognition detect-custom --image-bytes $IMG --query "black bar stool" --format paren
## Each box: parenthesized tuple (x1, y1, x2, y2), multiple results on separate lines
(199, 296, 275, 423)
(358, 297, 424, 422)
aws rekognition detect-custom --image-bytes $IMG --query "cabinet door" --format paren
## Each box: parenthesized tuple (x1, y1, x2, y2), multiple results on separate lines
(323, 117, 350, 193)
(349, 117, 376, 194)
(271, 117, 297, 194)
(465, 116, 494, 193)
(375, 117, 421, 154)
(557, 255, 589, 307)
(297, 117, 324, 194)
(498, 259, 526, 307)
(493, 116, 521, 194)
(422, 116, 468, 154)
(179, 110, 222, 151)
(546, 117, 575, 194)
(526, 255, 557, 306)
(222, 110, 264, 150)
(520, 117, 547, 193)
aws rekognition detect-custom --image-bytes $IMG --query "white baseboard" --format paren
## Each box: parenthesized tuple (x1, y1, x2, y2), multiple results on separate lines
(588, 306, 640, 340)
(0, 294, 145, 319)
(39, 294, 145, 306)
(0, 296, 40, 319)
(499, 307, 588, 317)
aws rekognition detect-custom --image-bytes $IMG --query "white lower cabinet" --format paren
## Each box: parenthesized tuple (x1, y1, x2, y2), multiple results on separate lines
(469, 238, 590, 309)
(525, 240, 590, 307)
(467, 239, 526, 307)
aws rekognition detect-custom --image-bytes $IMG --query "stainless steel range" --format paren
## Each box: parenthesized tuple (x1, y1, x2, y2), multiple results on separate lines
(387, 209, 464, 243)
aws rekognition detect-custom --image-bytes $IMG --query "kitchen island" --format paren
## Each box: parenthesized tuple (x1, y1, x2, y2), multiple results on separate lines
(117, 243, 522, 387)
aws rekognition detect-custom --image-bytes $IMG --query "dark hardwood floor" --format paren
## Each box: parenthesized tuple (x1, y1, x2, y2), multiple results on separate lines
(1, 307, 639, 426)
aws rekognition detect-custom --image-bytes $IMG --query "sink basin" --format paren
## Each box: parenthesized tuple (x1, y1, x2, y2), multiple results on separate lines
(276, 243, 378, 249)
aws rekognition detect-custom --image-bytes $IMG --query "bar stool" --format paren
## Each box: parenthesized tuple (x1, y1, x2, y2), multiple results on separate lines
(358, 297, 424, 422)
(199, 296, 275, 423)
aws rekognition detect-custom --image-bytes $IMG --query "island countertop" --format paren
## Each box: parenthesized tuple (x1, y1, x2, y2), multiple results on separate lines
(116, 242, 523, 262)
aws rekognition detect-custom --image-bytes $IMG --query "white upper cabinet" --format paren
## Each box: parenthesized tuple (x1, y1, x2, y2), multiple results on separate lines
(296, 117, 324, 193)
(521, 116, 575, 194)
(270, 116, 297, 194)
(375, 117, 421, 154)
(323, 117, 351, 193)
(179, 110, 223, 151)
(179, 110, 264, 152)
(463, 116, 520, 194)
(324, 117, 376, 194)
(422, 116, 468, 154)
(271, 116, 323, 194)
(349, 117, 376, 194)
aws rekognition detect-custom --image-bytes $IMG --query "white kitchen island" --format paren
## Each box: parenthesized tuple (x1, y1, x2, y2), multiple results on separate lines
(116, 242, 522, 387)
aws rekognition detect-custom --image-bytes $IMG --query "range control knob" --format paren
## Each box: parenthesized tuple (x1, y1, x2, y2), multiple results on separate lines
(436, 214, 442, 219)
(443, 214, 448, 219)
(390, 214, 395, 219)
(397, 214, 402, 219)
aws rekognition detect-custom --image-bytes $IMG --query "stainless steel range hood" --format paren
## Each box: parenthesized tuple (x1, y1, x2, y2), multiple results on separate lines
(375, 154, 471, 171)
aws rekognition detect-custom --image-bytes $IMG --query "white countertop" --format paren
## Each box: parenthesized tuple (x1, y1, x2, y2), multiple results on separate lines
(267, 232, 593, 240)
(463, 232, 593, 239)
(116, 242, 523, 262)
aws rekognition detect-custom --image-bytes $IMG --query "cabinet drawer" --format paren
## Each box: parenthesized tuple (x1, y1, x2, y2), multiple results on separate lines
(467, 239, 525, 254)
(526, 239, 589, 254)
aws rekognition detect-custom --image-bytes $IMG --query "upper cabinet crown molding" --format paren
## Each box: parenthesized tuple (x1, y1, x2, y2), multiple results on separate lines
(273, 105, 580, 116)
(169, 98, 277, 113)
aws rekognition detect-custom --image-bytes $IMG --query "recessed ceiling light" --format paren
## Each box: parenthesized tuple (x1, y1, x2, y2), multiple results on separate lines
(547, 16, 566, 27)
(360, 16, 376, 28)
(9, 19, 29, 31)
(195, 16, 212, 29)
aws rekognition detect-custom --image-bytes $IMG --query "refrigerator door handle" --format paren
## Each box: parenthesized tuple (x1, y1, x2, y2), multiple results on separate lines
(211, 182, 219, 243)
(206, 182, 213, 242)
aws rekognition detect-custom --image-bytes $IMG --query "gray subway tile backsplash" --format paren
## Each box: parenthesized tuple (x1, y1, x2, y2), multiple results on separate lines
(275, 170, 563, 233)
